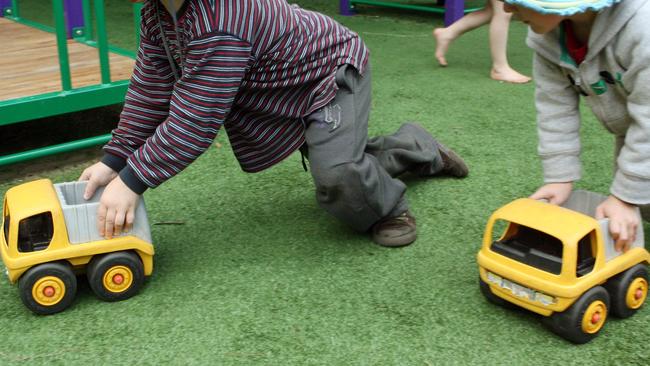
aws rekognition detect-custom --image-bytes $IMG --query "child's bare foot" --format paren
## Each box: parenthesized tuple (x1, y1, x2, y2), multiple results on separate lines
(433, 28, 453, 67)
(490, 67, 531, 84)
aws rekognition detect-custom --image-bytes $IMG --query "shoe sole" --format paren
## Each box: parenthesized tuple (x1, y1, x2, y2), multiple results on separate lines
(373, 232, 417, 247)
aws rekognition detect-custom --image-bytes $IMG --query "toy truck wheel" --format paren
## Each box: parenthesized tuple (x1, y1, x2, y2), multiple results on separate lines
(479, 277, 518, 310)
(87, 251, 145, 302)
(543, 286, 609, 344)
(605, 264, 648, 318)
(18, 262, 77, 315)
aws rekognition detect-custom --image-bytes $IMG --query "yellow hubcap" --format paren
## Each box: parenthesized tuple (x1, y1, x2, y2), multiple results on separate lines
(102, 266, 133, 293)
(626, 278, 648, 310)
(32, 276, 66, 306)
(581, 300, 607, 334)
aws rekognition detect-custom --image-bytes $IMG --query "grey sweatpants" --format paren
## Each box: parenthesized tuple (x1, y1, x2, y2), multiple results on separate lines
(303, 65, 445, 232)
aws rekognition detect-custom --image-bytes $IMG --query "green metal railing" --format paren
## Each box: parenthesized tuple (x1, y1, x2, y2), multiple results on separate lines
(53, 0, 73, 90)
(352, 0, 446, 14)
(345, 0, 481, 17)
(0, 0, 142, 166)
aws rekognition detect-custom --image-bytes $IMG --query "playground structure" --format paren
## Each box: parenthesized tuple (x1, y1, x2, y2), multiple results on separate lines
(0, 0, 141, 166)
(0, 1, 471, 167)
(340, 0, 480, 26)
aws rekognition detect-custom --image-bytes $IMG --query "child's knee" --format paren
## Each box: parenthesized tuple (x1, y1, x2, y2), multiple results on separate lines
(312, 163, 359, 204)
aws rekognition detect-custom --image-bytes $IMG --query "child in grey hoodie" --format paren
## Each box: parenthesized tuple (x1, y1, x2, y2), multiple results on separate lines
(502, 0, 650, 252)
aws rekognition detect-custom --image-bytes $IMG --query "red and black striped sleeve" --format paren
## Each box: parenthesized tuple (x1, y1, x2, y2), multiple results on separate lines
(102, 15, 176, 174)
(118, 33, 252, 193)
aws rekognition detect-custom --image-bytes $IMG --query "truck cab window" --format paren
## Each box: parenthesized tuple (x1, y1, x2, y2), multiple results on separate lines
(18, 212, 54, 252)
(3, 213, 9, 245)
(576, 232, 595, 277)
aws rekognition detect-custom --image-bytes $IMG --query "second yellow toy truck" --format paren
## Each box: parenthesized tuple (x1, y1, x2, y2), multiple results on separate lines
(477, 190, 649, 343)
(1, 179, 154, 315)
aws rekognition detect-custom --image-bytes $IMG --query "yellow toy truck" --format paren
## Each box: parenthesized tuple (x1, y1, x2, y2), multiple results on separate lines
(477, 190, 649, 343)
(1, 179, 154, 315)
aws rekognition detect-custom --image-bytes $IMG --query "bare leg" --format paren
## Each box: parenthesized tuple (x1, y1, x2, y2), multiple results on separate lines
(433, 6, 492, 66)
(488, 0, 531, 83)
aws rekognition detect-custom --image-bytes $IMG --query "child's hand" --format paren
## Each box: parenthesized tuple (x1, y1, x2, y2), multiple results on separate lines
(595, 195, 639, 253)
(529, 182, 573, 205)
(97, 176, 140, 239)
(79, 162, 118, 200)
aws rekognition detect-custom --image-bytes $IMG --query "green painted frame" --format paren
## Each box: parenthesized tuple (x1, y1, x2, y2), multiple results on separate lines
(0, 0, 142, 166)
(342, 0, 481, 25)
(350, 0, 474, 15)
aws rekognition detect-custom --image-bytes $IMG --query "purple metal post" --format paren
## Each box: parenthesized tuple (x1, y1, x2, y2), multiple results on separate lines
(340, 0, 355, 16)
(444, 0, 465, 26)
(64, 0, 85, 38)
(0, 0, 11, 17)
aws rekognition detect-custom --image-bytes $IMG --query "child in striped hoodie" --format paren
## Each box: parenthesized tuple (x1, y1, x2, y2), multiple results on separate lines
(80, 0, 468, 247)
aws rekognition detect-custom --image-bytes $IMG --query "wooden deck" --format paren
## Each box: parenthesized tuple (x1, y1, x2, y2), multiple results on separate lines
(0, 17, 135, 102)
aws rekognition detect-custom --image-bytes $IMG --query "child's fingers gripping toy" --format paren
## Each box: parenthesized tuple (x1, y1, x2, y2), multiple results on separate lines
(0, 179, 154, 315)
(477, 190, 649, 344)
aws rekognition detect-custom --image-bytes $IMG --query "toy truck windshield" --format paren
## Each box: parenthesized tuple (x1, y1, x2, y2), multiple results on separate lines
(491, 223, 564, 274)
(490, 221, 596, 277)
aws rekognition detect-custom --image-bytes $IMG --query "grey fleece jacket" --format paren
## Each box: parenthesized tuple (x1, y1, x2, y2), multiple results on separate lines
(526, 0, 650, 205)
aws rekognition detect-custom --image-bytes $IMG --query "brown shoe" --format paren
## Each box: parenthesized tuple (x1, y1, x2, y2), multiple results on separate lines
(436, 141, 469, 178)
(371, 210, 417, 247)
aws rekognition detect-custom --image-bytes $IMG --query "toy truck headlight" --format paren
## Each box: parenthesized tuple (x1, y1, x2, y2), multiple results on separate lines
(486, 271, 502, 285)
(486, 271, 557, 306)
(534, 292, 556, 306)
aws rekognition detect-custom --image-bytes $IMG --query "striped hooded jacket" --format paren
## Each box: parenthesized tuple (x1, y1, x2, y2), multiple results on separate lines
(102, 0, 369, 194)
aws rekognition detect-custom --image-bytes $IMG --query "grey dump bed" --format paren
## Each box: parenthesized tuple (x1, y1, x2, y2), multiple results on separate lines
(561, 190, 644, 261)
(55, 181, 152, 245)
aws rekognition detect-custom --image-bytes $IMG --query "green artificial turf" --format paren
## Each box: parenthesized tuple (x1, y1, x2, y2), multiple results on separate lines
(1, 1, 649, 365)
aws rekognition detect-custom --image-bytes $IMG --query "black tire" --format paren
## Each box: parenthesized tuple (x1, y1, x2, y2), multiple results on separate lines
(18, 262, 77, 315)
(605, 264, 648, 318)
(543, 286, 609, 344)
(87, 251, 145, 302)
(479, 277, 519, 310)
